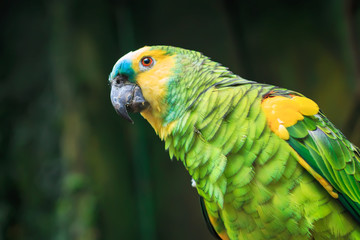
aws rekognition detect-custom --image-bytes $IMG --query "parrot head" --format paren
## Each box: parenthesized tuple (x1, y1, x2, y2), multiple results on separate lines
(109, 45, 237, 139)
(109, 46, 193, 138)
(109, 46, 173, 123)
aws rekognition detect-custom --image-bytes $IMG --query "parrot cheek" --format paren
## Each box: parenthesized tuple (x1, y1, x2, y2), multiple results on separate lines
(110, 82, 149, 123)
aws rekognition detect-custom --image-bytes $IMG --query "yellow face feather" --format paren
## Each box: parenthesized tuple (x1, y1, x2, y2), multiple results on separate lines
(124, 46, 177, 139)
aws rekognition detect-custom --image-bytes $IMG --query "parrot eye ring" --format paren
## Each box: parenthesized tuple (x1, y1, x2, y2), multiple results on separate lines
(139, 56, 155, 70)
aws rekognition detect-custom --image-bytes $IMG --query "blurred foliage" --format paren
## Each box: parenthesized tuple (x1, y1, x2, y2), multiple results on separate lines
(0, 0, 359, 240)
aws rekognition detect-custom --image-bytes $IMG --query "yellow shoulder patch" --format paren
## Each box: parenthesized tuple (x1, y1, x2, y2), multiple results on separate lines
(262, 95, 319, 140)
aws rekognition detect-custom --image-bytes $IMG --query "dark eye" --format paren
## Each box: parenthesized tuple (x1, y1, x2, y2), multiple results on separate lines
(141, 57, 154, 67)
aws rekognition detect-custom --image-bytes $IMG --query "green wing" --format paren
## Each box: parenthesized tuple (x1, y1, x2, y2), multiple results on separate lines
(286, 110, 360, 222)
(199, 197, 222, 240)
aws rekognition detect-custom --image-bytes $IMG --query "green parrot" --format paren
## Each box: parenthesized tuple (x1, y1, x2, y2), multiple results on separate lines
(109, 46, 360, 239)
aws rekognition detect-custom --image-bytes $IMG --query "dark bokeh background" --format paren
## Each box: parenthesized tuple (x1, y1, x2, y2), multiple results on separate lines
(1, 0, 359, 239)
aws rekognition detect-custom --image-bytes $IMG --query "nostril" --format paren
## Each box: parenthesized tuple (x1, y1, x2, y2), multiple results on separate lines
(114, 74, 129, 85)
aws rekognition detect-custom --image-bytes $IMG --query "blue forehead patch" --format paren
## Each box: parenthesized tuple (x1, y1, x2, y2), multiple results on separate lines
(109, 58, 135, 81)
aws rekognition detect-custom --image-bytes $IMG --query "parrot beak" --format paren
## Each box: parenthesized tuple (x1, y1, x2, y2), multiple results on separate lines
(110, 75, 149, 124)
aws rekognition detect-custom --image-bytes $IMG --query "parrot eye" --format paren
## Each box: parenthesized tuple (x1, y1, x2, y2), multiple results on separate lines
(141, 57, 153, 66)
(139, 56, 155, 70)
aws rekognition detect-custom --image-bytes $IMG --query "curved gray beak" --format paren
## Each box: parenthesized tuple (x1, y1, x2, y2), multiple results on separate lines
(110, 75, 149, 123)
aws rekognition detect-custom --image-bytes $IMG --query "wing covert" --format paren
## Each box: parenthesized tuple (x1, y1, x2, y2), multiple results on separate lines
(262, 91, 360, 222)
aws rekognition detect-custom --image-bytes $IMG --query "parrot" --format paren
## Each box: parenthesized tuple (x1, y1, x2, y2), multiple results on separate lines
(108, 45, 360, 239)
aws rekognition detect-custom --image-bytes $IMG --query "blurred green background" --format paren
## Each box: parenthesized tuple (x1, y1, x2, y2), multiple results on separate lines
(1, 0, 359, 239)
